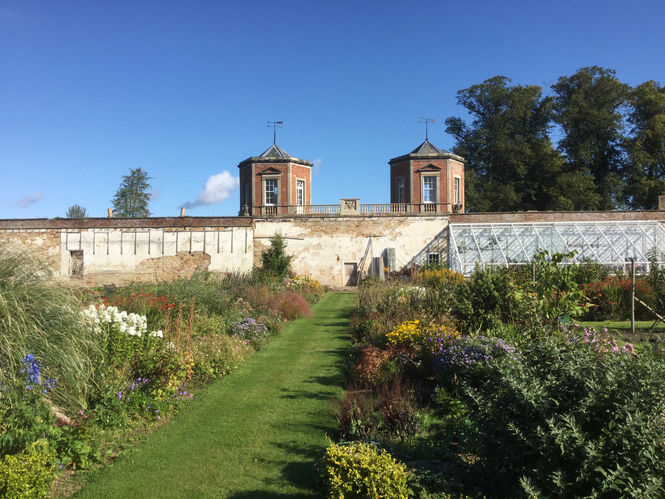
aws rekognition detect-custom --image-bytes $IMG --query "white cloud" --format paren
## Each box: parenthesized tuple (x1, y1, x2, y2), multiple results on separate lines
(312, 158, 322, 176)
(183, 171, 239, 209)
(15, 193, 43, 208)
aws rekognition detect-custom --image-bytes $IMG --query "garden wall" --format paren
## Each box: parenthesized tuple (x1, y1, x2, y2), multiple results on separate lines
(253, 216, 449, 286)
(2, 209, 665, 288)
(0, 217, 254, 287)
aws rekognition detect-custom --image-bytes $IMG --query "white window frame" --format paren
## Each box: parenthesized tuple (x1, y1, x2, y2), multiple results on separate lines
(396, 177, 405, 203)
(422, 175, 438, 204)
(296, 179, 305, 205)
(453, 176, 461, 205)
(264, 177, 279, 206)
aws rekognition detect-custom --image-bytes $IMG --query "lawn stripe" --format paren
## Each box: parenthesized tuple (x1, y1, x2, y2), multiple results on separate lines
(75, 292, 354, 498)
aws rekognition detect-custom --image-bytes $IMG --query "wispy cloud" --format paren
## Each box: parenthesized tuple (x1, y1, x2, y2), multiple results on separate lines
(150, 188, 161, 201)
(312, 158, 322, 176)
(15, 193, 43, 208)
(182, 171, 239, 209)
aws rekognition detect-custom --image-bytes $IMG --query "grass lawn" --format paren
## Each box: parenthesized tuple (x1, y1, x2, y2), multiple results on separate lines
(75, 292, 355, 498)
(578, 320, 665, 331)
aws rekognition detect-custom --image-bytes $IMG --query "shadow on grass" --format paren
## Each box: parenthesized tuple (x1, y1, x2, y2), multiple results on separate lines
(229, 492, 314, 499)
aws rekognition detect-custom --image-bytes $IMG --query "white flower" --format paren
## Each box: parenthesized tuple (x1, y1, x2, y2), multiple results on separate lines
(150, 330, 164, 338)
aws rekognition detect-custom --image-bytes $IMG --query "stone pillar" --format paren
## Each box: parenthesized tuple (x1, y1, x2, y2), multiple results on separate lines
(371, 256, 385, 280)
(384, 248, 396, 272)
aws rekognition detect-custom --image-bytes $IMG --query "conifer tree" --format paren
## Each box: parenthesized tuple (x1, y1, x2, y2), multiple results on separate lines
(111, 168, 152, 218)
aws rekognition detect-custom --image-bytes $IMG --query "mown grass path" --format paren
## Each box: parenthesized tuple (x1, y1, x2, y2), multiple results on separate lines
(76, 292, 354, 498)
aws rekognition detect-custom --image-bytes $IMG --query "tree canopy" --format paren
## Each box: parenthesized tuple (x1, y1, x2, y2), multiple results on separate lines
(446, 67, 665, 212)
(65, 204, 87, 219)
(111, 168, 152, 218)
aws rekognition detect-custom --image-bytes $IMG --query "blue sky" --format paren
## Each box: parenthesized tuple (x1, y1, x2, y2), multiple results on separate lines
(2, 0, 664, 218)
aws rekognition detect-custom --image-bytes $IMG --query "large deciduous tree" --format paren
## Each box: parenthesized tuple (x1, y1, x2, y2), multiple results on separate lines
(445, 76, 567, 212)
(625, 81, 665, 209)
(552, 66, 630, 209)
(111, 168, 152, 218)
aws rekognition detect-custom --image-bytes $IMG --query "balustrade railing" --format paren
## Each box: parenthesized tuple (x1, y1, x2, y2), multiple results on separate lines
(251, 202, 455, 216)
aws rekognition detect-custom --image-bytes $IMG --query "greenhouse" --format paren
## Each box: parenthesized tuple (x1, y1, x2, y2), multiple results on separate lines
(448, 221, 665, 276)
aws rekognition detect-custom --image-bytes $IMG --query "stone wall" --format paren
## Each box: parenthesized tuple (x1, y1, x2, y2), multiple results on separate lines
(0, 217, 253, 287)
(2, 209, 665, 288)
(254, 215, 449, 286)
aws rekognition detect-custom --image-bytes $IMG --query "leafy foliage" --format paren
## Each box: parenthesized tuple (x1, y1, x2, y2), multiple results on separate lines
(111, 168, 151, 218)
(625, 80, 665, 209)
(0, 439, 55, 499)
(552, 66, 630, 210)
(322, 441, 409, 498)
(445, 75, 568, 212)
(458, 336, 665, 497)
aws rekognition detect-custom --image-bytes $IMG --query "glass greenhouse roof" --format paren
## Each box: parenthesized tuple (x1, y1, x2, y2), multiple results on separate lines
(449, 221, 665, 276)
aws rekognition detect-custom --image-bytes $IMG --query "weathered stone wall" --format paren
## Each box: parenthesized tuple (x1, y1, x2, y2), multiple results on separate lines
(2, 209, 665, 288)
(0, 217, 253, 286)
(0, 229, 61, 270)
(254, 215, 449, 287)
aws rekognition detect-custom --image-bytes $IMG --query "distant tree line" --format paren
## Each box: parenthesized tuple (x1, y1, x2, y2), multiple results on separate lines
(446, 66, 665, 212)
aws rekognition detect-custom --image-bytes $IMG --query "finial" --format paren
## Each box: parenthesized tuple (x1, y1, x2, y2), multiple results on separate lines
(267, 121, 283, 144)
(419, 117, 436, 141)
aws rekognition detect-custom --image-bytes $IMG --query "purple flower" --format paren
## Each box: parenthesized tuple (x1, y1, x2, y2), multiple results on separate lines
(118, 391, 122, 400)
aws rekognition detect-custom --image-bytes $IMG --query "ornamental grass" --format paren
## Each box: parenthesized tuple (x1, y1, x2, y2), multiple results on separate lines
(0, 242, 99, 411)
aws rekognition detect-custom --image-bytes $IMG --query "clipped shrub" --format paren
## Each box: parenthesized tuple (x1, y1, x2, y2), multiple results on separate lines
(322, 441, 409, 499)
(0, 439, 55, 499)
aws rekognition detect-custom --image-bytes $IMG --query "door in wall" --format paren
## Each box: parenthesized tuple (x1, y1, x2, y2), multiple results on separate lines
(344, 262, 358, 286)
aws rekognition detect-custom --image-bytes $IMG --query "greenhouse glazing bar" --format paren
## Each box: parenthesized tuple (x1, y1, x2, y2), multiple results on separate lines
(448, 221, 665, 276)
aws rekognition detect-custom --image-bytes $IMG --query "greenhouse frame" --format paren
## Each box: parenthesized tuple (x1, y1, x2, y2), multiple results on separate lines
(448, 221, 665, 276)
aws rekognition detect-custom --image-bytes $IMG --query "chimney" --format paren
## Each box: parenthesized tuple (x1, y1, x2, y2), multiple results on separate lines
(107, 208, 113, 218)
(180, 207, 186, 217)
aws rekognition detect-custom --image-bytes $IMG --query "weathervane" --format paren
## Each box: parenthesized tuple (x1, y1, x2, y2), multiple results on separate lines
(419, 117, 436, 141)
(267, 121, 283, 144)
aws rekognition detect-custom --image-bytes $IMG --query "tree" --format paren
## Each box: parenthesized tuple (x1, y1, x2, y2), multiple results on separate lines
(65, 204, 87, 219)
(261, 233, 292, 279)
(445, 76, 568, 212)
(552, 66, 630, 209)
(111, 168, 152, 218)
(625, 81, 665, 209)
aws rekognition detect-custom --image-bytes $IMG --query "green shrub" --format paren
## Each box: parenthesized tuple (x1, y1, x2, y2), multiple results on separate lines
(322, 441, 409, 498)
(260, 233, 293, 279)
(192, 313, 228, 336)
(0, 439, 55, 498)
(452, 266, 516, 331)
(459, 336, 665, 497)
(190, 333, 253, 382)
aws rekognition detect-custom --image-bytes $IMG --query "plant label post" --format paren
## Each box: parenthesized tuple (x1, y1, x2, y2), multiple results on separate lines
(630, 258, 635, 335)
